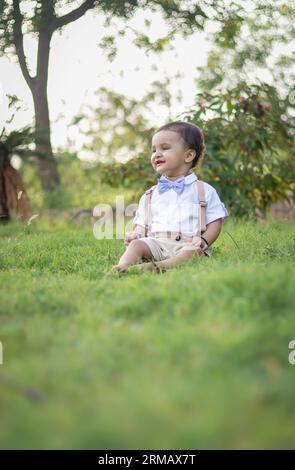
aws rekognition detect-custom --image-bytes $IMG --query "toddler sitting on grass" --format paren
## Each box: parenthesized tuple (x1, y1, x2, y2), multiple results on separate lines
(112, 121, 229, 273)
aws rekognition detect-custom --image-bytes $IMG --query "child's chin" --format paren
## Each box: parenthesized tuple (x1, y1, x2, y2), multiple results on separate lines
(155, 167, 166, 174)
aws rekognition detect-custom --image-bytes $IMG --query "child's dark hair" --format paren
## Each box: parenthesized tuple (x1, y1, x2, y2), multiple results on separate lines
(154, 121, 205, 168)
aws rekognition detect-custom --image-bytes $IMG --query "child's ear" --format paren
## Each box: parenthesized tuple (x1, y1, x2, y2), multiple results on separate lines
(185, 149, 196, 163)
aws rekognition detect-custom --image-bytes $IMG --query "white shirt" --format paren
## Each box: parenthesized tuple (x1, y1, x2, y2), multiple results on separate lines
(133, 172, 229, 237)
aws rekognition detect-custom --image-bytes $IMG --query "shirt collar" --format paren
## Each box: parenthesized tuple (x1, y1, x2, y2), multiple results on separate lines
(160, 171, 197, 185)
(184, 171, 197, 185)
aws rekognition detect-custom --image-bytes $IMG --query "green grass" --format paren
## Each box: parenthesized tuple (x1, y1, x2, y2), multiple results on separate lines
(0, 217, 295, 449)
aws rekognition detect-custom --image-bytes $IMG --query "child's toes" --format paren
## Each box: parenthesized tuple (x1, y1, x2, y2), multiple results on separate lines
(111, 264, 127, 272)
(133, 262, 159, 273)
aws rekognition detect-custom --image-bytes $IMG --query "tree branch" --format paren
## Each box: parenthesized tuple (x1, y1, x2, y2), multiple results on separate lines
(54, 0, 96, 30)
(12, 0, 34, 88)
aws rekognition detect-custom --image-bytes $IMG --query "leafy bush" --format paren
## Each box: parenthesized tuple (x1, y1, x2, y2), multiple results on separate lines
(182, 82, 295, 218)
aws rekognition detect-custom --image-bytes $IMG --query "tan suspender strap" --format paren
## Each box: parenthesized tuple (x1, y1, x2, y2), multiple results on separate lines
(144, 185, 156, 237)
(196, 180, 207, 235)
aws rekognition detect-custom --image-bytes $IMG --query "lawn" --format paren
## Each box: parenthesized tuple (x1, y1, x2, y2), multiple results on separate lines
(0, 217, 295, 449)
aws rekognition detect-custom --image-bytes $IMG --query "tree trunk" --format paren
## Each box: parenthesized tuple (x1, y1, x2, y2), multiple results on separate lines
(29, 22, 60, 191)
(0, 169, 10, 223)
(32, 84, 60, 190)
(0, 149, 10, 223)
(13, 0, 60, 191)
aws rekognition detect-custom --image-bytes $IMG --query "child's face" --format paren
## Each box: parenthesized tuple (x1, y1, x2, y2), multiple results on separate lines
(151, 130, 194, 178)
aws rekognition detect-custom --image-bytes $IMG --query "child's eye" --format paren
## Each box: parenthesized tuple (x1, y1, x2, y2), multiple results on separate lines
(151, 147, 170, 152)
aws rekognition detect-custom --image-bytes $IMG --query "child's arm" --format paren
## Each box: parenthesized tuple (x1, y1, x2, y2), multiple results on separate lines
(200, 218, 222, 250)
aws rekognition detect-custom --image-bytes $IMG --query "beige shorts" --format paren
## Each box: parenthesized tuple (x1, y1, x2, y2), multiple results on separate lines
(139, 237, 212, 261)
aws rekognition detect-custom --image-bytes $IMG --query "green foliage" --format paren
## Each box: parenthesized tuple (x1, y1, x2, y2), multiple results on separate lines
(72, 86, 154, 163)
(132, 31, 175, 54)
(215, 13, 244, 49)
(19, 152, 137, 211)
(0, 0, 227, 57)
(0, 218, 295, 448)
(98, 34, 117, 62)
(197, 0, 295, 92)
(0, 94, 36, 164)
(0, 126, 35, 162)
(73, 75, 183, 165)
(180, 82, 295, 218)
(96, 152, 156, 193)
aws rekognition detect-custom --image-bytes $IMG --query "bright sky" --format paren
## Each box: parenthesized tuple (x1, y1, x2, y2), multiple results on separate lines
(0, 7, 212, 159)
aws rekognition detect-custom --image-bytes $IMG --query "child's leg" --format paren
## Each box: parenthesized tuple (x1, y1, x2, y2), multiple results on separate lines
(157, 247, 202, 269)
(133, 245, 203, 272)
(112, 239, 153, 271)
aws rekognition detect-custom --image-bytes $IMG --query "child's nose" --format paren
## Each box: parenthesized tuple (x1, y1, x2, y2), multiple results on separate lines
(153, 151, 162, 159)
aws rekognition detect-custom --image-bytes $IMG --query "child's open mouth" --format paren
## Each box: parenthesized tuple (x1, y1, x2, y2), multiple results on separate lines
(155, 160, 165, 167)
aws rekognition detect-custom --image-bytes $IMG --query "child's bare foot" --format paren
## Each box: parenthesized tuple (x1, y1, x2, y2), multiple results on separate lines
(132, 262, 165, 274)
(131, 262, 153, 272)
(111, 263, 128, 273)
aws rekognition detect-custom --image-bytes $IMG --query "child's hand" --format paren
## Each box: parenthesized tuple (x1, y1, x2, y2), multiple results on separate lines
(181, 237, 202, 254)
(124, 232, 141, 246)
(184, 236, 209, 255)
(191, 236, 203, 254)
(199, 238, 209, 252)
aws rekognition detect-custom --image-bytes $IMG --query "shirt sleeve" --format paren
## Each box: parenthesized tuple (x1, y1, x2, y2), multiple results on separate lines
(132, 193, 146, 227)
(205, 188, 229, 225)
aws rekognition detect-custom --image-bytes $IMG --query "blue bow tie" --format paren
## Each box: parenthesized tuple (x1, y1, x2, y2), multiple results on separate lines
(158, 176, 185, 194)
